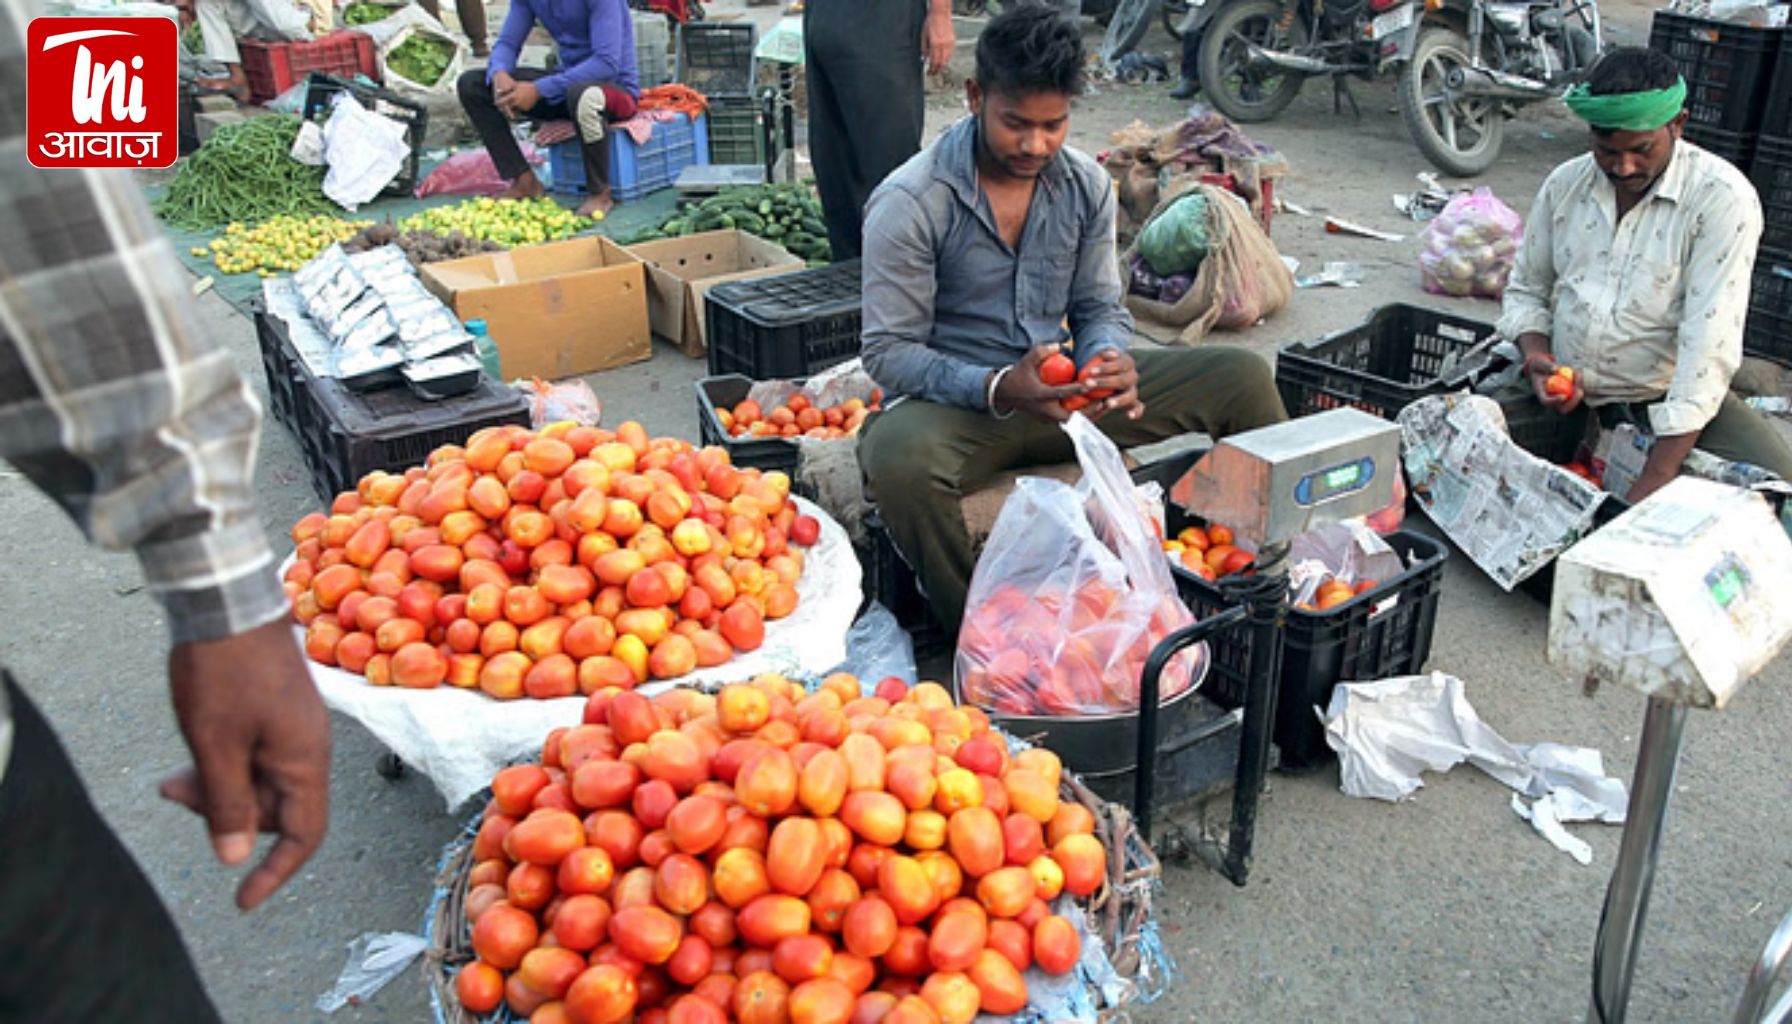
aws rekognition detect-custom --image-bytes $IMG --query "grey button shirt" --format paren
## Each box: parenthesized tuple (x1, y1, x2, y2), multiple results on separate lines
(859, 116, 1134, 411)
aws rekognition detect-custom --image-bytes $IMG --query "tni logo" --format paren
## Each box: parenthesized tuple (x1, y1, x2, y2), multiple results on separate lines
(27, 17, 177, 169)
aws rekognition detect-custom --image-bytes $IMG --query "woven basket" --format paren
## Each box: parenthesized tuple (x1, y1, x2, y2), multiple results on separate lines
(426, 774, 1163, 1023)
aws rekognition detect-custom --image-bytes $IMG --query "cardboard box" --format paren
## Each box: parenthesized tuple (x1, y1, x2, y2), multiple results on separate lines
(1547, 477, 1792, 709)
(420, 235, 650, 381)
(626, 230, 803, 359)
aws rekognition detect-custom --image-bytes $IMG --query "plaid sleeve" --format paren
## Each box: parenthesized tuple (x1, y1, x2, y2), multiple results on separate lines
(0, 0, 289, 645)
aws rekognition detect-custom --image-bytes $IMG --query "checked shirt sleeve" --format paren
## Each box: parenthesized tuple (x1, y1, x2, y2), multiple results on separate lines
(0, 0, 289, 645)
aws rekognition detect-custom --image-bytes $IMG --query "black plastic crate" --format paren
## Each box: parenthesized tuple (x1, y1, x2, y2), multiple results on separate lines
(302, 73, 428, 196)
(693, 374, 801, 475)
(1753, 136, 1792, 255)
(255, 308, 304, 434)
(253, 306, 531, 504)
(1746, 247, 1792, 366)
(706, 93, 763, 166)
(1275, 304, 1498, 421)
(675, 22, 756, 96)
(705, 260, 863, 378)
(1134, 452, 1448, 770)
(1649, 12, 1783, 134)
(1684, 123, 1757, 172)
(1767, 30, 1792, 137)
(862, 509, 953, 662)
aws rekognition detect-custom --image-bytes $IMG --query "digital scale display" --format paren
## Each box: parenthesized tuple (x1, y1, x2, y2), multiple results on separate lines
(1293, 456, 1377, 507)
(1704, 555, 1751, 609)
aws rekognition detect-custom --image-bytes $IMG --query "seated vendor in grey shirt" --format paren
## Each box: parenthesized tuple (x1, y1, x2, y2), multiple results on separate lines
(856, 4, 1290, 637)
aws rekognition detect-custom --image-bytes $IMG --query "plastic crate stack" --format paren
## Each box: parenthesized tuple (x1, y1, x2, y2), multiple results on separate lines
(677, 22, 761, 166)
(237, 30, 379, 105)
(1648, 11, 1785, 172)
(632, 9, 672, 87)
(1746, 31, 1792, 365)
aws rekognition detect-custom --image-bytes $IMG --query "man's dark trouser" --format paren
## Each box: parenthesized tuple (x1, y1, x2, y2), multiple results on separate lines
(1496, 385, 1792, 482)
(804, 0, 925, 261)
(0, 673, 221, 1022)
(456, 68, 638, 195)
(859, 346, 1289, 635)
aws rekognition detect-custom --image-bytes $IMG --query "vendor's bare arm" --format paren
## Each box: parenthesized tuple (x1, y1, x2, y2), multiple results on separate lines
(1627, 431, 1699, 502)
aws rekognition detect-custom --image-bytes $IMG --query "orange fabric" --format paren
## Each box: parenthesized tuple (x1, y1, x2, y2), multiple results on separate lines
(638, 83, 710, 117)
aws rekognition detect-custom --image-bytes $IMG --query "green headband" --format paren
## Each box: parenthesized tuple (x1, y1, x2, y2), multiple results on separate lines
(1563, 77, 1687, 131)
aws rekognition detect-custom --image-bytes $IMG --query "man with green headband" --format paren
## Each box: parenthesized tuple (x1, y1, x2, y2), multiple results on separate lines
(1498, 47, 1791, 501)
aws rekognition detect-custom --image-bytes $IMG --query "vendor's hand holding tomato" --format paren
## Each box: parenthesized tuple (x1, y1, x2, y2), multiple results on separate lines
(1065, 349, 1143, 421)
(1525, 351, 1583, 414)
(995, 345, 1090, 422)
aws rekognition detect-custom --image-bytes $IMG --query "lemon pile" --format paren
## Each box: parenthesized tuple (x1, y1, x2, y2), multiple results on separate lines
(192, 215, 373, 277)
(398, 196, 590, 247)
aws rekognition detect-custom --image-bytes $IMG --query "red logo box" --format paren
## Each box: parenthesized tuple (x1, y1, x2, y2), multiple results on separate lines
(27, 16, 178, 169)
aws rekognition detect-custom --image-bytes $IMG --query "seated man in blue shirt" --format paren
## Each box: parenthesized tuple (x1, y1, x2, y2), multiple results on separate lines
(859, 4, 1288, 638)
(457, 0, 638, 217)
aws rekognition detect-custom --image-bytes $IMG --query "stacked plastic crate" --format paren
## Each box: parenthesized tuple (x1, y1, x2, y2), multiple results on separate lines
(1748, 31, 1792, 365)
(677, 23, 762, 166)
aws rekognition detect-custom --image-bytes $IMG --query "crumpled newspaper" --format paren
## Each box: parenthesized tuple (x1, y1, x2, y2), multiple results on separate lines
(1322, 672, 1628, 863)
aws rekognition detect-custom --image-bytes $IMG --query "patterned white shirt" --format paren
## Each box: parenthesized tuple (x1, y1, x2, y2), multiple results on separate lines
(1497, 139, 1763, 436)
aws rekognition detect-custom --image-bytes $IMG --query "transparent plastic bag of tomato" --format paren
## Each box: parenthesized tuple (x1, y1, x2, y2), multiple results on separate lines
(956, 414, 1206, 716)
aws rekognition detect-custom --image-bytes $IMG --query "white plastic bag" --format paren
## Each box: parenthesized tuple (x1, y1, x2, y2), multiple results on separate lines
(1418, 187, 1523, 299)
(322, 94, 411, 210)
(956, 415, 1206, 715)
(314, 932, 427, 1013)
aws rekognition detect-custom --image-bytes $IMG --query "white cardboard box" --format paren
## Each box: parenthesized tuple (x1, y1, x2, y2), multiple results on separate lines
(1547, 477, 1792, 709)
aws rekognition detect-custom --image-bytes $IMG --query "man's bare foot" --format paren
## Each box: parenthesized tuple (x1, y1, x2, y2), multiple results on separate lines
(499, 171, 546, 199)
(577, 188, 614, 218)
(196, 74, 251, 103)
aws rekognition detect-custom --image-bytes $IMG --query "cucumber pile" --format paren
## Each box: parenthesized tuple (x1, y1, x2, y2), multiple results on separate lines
(618, 183, 833, 263)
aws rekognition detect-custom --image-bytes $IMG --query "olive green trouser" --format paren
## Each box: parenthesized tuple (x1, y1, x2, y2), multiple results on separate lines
(858, 346, 1289, 637)
(1495, 385, 1792, 481)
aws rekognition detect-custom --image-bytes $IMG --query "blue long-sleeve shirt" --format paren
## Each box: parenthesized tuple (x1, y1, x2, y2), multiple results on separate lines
(487, 0, 638, 104)
(860, 116, 1133, 411)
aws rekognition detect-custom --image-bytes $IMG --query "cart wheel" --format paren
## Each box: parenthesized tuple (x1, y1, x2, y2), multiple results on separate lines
(376, 752, 406, 779)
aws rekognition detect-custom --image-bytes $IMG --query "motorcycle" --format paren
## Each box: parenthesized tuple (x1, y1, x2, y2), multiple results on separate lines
(1194, 0, 1600, 176)
(1394, 0, 1601, 174)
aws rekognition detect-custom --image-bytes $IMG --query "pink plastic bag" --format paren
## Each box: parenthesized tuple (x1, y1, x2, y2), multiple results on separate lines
(956, 416, 1207, 716)
(1418, 187, 1523, 299)
(413, 143, 545, 198)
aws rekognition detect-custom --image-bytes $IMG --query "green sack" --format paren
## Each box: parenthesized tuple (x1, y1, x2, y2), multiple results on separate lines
(1137, 193, 1211, 277)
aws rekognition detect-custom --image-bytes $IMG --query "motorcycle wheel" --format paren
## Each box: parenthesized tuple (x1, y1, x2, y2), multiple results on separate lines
(1162, 0, 1188, 38)
(1100, 0, 1159, 61)
(952, 0, 991, 15)
(1196, 0, 1307, 122)
(1397, 25, 1504, 177)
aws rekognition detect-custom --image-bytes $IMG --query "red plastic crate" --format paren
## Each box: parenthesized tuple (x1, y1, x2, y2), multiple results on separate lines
(239, 30, 378, 104)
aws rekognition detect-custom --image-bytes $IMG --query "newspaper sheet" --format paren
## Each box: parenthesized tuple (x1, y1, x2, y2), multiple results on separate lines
(1399, 393, 1605, 589)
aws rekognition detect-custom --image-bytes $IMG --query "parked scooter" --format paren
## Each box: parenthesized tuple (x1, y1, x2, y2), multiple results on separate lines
(1193, 0, 1601, 176)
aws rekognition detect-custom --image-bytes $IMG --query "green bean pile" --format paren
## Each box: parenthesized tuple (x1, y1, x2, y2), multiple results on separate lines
(155, 115, 337, 231)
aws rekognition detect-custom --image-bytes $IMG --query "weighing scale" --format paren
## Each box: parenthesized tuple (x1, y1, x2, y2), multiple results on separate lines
(1134, 409, 1402, 883)
(1544, 477, 1792, 1023)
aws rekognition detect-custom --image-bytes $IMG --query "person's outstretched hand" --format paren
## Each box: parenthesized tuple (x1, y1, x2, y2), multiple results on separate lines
(160, 618, 331, 911)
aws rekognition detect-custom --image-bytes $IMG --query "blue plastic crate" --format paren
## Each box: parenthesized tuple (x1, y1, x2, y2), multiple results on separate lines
(549, 112, 708, 201)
